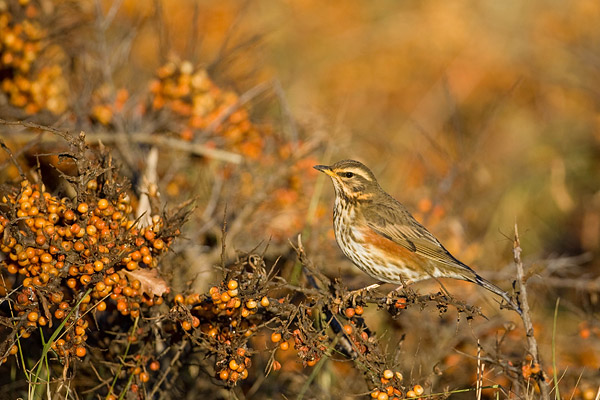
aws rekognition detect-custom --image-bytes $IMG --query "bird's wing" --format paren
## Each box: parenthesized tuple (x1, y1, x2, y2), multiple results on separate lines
(362, 199, 467, 269)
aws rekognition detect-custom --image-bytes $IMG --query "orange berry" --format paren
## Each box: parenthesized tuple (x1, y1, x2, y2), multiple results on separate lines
(371, 390, 380, 399)
(123, 286, 133, 297)
(87, 180, 98, 190)
(343, 324, 353, 334)
(279, 341, 289, 351)
(27, 311, 39, 322)
(97, 199, 109, 210)
(307, 358, 318, 367)
(150, 360, 160, 371)
(246, 299, 257, 309)
(377, 392, 389, 400)
(75, 346, 86, 357)
(126, 260, 138, 270)
(355, 305, 364, 315)
(117, 300, 128, 312)
(260, 296, 270, 307)
(219, 369, 229, 380)
(74, 241, 85, 252)
(97, 301, 107, 312)
(227, 280, 238, 290)
(271, 332, 282, 343)
(383, 370, 394, 380)
(153, 239, 164, 250)
(77, 203, 88, 213)
(80, 274, 91, 285)
(130, 250, 142, 261)
(413, 385, 424, 396)
(181, 320, 192, 330)
(191, 316, 200, 328)
(144, 230, 155, 241)
(345, 307, 355, 318)
(406, 390, 416, 398)
(139, 372, 149, 382)
(395, 298, 407, 309)
(229, 359, 239, 370)
(93, 260, 104, 271)
(174, 294, 184, 304)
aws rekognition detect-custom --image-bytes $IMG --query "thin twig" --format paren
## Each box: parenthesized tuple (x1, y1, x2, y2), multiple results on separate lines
(514, 223, 550, 400)
(203, 80, 272, 135)
(0, 119, 243, 163)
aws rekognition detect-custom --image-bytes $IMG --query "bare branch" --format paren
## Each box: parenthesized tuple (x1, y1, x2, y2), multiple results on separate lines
(514, 222, 551, 400)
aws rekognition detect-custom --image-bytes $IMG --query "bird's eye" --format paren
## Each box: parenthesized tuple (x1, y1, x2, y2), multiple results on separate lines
(341, 172, 354, 178)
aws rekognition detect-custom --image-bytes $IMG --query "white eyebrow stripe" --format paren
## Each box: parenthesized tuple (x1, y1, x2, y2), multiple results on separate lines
(334, 167, 372, 181)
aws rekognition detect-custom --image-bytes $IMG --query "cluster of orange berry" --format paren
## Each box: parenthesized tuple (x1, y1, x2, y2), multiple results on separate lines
(369, 370, 410, 400)
(169, 261, 278, 386)
(0, 1, 67, 114)
(130, 355, 160, 384)
(578, 321, 600, 340)
(268, 330, 292, 372)
(290, 327, 328, 368)
(577, 386, 600, 400)
(521, 354, 543, 380)
(216, 347, 252, 383)
(90, 86, 131, 125)
(339, 304, 372, 354)
(181, 278, 270, 342)
(148, 60, 264, 158)
(0, 178, 175, 362)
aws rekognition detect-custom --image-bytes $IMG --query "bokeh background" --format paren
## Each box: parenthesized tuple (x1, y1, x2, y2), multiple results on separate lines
(1, 0, 599, 398)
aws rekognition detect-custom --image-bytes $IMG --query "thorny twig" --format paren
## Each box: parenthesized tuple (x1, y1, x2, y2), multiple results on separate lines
(514, 223, 550, 400)
(0, 121, 243, 163)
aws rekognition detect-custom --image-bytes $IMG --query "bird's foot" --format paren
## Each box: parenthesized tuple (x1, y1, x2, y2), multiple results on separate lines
(385, 282, 412, 306)
(344, 283, 381, 307)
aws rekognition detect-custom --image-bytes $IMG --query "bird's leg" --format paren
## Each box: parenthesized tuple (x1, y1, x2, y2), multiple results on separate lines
(385, 281, 413, 305)
(344, 283, 381, 306)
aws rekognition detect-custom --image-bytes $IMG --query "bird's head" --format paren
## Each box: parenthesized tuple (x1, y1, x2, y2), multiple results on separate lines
(314, 160, 379, 201)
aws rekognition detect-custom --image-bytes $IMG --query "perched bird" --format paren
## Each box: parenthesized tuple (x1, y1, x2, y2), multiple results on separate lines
(314, 159, 520, 314)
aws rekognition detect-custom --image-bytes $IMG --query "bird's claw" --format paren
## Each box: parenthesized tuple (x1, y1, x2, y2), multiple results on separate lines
(343, 283, 381, 307)
(384, 282, 410, 306)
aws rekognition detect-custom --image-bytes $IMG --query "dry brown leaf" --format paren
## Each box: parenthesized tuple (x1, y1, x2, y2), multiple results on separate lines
(120, 268, 170, 298)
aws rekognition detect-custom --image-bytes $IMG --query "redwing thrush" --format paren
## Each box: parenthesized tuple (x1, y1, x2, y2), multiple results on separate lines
(314, 159, 521, 314)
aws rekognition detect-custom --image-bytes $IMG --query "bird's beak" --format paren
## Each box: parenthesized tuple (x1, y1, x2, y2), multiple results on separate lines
(313, 164, 335, 177)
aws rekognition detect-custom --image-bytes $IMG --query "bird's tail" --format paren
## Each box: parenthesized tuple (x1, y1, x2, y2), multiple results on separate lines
(471, 274, 522, 316)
